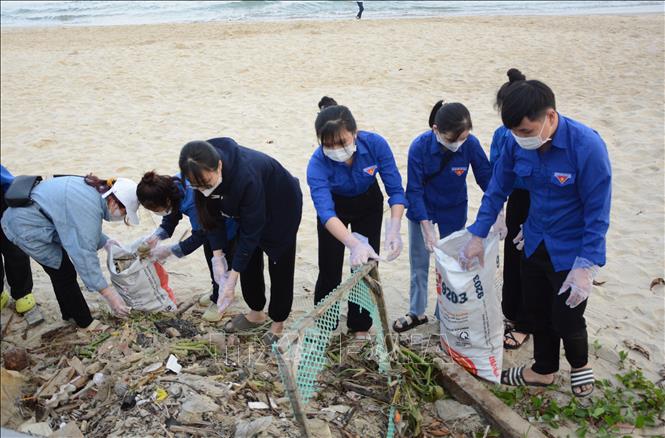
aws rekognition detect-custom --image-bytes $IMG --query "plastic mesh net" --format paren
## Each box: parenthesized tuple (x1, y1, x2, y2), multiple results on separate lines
(274, 267, 393, 436)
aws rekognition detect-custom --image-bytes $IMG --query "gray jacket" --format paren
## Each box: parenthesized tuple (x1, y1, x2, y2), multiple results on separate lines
(1, 176, 110, 291)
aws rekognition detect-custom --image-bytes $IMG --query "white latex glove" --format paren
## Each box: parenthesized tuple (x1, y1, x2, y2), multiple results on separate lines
(343, 232, 381, 267)
(493, 211, 508, 240)
(144, 232, 161, 249)
(558, 257, 599, 308)
(100, 287, 130, 318)
(458, 235, 484, 271)
(217, 272, 238, 313)
(383, 218, 403, 261)
(211, 255, 228, 287)
(513, 224, 524, 251)
(420, 220, 437, 253)
(150, 244, 173, 262)
(103, 239, 120, 255)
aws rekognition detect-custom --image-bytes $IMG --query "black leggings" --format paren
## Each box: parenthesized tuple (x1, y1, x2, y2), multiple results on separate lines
(39, 249, 93, 328)
(502, 188, 531, 332)
(0, 215, 33, 300)
(237, 241, 297, 323)
(314, 182, 383, 332)
(522, 243, 588, 374)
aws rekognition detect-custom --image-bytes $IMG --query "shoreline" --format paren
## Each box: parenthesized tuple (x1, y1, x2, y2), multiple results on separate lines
(1, 10, 663, 32)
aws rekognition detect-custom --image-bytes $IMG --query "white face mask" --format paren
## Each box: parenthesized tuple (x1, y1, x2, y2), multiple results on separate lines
(436, 133, 465, 153)
(154, 209, 171, 217)
(323, 142, 356, 162)
(108, 206, 125, 222)
(196, 169, 222, 197)
(512, 117, 550, 150)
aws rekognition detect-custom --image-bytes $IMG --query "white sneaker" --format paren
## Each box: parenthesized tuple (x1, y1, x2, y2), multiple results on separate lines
(198, 293, 212, 307)
(202, 304, 222, 322)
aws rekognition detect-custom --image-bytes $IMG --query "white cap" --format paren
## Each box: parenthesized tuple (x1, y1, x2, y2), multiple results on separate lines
(102, 177, 140, 225)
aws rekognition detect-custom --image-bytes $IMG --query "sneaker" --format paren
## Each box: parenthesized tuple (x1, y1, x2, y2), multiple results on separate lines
(202, 303, 223, 322)
(15, 293, 36, 314)
(0, 290, 9, 310)
(198, 293, 212, 307)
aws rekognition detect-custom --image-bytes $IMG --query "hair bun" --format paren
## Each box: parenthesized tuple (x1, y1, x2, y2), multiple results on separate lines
(141, 170, 158, 184)
(507, 68, 526, 82)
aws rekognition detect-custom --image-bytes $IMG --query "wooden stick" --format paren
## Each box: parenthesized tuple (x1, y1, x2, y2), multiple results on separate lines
(1, 312, 15, 337)
(433, 358, 548, 438)
(364, 266, 395, 357)
(275, 348, 312, 437)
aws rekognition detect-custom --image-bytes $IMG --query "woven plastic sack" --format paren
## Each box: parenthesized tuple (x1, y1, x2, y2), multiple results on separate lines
(107, 240, 176, 313)
(434, 230, 502, 383)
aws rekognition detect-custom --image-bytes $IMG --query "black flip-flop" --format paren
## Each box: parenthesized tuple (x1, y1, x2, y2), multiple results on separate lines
(392, 313, 428, 333)
(501, 366, 555, 388)
(570, 368, 595, 398)
(503, 328, 530, 350)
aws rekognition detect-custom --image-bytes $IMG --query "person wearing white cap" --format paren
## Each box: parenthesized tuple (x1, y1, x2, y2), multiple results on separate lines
(1, 174, 141, 328)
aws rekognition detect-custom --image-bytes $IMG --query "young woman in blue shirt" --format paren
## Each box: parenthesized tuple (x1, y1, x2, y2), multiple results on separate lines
(392, 101, 494, 332)
(136, 171, 238, 322)
(307, 99, 406, 339)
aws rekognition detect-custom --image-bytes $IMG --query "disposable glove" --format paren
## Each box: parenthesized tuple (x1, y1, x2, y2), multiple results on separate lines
(492, 211, 508, 240)
(458, 235, 484, 271)
(558, 257, 599, 308)
(211, 255, 229, 288)
(383, 218, 403, 261)
(513, 224, 524, 251)
(100, 287, 130, 318)
(420, 220, 437, 253)
(150, 244, 173, 262)
(343, 233, 381, 267)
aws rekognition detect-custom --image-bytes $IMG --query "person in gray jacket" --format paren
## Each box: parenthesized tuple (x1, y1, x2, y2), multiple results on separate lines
(1, 174, 140, 328)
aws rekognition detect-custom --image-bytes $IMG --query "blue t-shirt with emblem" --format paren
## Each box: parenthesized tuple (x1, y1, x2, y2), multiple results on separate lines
(468, 113, 612, 272)
(306, 130, 407, 224)
(405, 130, 491, 237)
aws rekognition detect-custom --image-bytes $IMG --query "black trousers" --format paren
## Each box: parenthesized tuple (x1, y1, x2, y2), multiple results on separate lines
(522, 243, 588, 374)
(356, 1, 364, 18)
(204, 239, 236, 304)
(38, 249, 93, 328)
(314, 182, 383, 332)
(502, 188, 531, 333)
(239, 240, 297, 323)
(0, 215, 33, 300)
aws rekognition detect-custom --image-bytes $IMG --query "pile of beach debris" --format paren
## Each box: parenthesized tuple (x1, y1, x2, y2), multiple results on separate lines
(1, 306, 491, 438)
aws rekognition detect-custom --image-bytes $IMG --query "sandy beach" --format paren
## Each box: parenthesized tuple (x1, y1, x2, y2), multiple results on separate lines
(1, 12, 664, 391)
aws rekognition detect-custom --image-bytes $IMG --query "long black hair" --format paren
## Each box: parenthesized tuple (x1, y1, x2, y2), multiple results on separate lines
(178, 140, 221, 230)
(315, 104, 357, 148)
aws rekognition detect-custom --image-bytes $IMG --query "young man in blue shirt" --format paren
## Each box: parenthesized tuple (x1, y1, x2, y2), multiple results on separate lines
(461, 80, 611, 397)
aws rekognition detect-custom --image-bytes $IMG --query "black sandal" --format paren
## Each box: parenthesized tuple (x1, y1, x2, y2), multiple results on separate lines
(392, 313, 428, 333)
(501, 366, 555, 388)
(503, 327, 530, 350)
(570, 368, 595, 398)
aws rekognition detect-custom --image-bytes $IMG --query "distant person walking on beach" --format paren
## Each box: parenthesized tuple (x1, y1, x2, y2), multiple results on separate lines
(356, 1, 364, 19)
